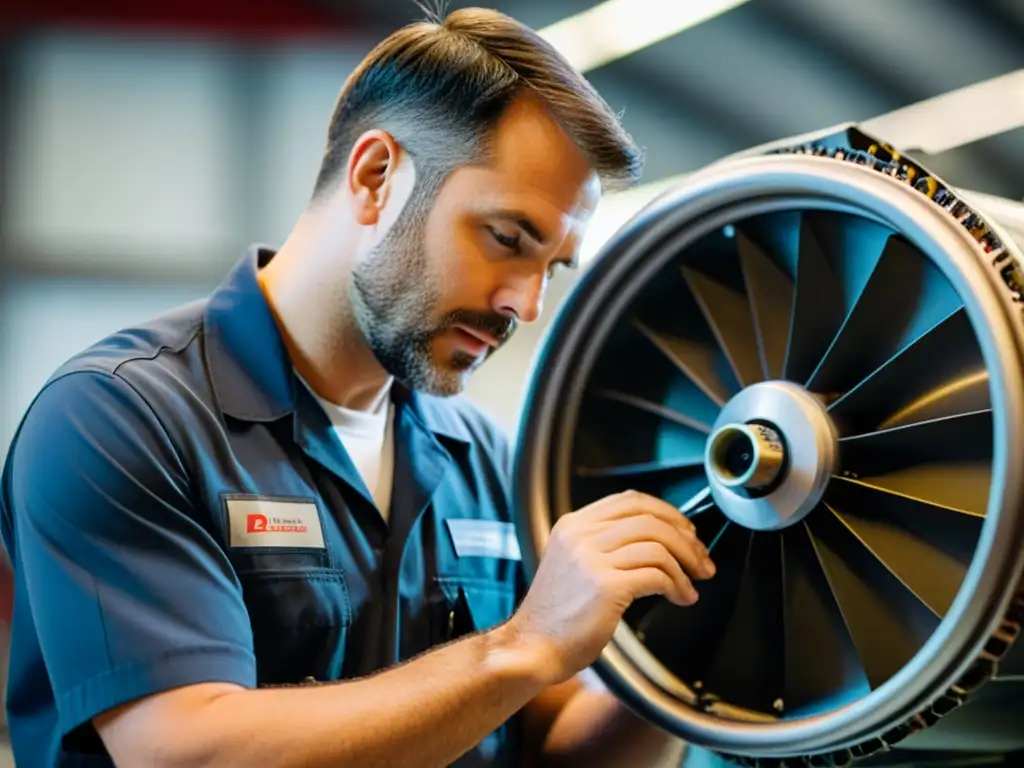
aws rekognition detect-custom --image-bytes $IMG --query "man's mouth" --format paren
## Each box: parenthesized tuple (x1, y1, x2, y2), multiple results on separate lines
(447, 325, 501, 358)
(452, 323, 500, 348)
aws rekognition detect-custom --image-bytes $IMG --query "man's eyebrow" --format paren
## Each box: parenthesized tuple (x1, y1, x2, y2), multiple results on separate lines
(491, 211, 548, 244)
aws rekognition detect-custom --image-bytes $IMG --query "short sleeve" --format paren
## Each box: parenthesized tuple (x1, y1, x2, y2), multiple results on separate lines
(7, 370, 255, 744)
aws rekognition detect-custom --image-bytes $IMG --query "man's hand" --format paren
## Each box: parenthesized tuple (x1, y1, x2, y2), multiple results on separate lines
(509, 489, 717, 687)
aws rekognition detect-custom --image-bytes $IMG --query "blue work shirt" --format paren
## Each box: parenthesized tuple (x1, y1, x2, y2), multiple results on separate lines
(0, 246, 526, 767)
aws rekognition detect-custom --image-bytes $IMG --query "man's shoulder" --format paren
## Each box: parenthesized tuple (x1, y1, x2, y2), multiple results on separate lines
(10, 298, 212, 458)
(3, 300, 212, 515)
(50, 298, 208, 384)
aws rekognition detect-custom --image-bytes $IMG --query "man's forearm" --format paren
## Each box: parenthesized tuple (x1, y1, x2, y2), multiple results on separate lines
(539, 674, 687, 768)
(181, 624, 548, 768)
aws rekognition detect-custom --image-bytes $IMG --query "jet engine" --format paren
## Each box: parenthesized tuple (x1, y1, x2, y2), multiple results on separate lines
(512, 125, 1024, 767)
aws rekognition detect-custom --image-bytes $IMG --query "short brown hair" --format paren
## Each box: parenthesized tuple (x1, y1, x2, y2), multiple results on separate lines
(312, 6, 644, 200)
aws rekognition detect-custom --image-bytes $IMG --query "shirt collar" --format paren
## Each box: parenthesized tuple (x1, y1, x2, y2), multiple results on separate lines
(395, 385, 474, 449)
(204, 245, 294, 422)
(203, 245, 471, 448)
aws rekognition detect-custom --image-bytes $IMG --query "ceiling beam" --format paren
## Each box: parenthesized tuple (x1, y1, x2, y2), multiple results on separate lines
(743, 1, 1024, 198)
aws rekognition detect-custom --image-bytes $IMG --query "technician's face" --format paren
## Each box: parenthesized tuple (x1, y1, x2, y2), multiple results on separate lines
(351, 96, 601, 397)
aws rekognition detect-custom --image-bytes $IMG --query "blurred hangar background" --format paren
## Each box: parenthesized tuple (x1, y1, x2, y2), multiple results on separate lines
(0, 0, 1022, 759)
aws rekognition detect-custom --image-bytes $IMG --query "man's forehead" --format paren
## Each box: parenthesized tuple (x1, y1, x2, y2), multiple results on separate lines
(488, 158, 601, 235)
(488, 96, 600, 208)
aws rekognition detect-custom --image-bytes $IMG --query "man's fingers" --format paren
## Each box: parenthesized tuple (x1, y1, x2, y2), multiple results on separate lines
(617, 566, 698, 607)
(594, 516, 716, 581)
(584, 489, 696, 533)
(609, 542, 698, 605)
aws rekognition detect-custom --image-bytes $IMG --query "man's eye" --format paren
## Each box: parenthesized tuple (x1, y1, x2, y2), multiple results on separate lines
(546, 261, 572, 280)
(487, 226, 521, 251)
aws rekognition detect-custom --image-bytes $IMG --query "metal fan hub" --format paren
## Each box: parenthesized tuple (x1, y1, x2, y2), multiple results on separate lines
(706, 421, 786, 490)
(707, 380, 838, 531)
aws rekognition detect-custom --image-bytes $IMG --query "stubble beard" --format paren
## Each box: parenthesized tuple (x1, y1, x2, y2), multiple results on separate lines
(349, 197, 482, 397)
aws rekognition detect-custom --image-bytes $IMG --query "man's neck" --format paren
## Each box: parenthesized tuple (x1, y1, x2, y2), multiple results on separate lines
(256, 214, 393, 412)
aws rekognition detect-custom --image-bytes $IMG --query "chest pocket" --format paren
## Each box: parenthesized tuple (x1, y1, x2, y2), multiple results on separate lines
(238, 559, 353, 686)
(431, 516, 522, 642)
(219, 494, 352, 685)
(435, 575, 516, 640)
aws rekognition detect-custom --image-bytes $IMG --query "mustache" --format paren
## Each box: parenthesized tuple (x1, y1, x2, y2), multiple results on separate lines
(439, 309, 517, 346)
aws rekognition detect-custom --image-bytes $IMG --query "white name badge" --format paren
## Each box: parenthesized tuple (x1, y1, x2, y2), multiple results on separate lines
(445, 519, 522, 561)
(225, 497, 325, 548)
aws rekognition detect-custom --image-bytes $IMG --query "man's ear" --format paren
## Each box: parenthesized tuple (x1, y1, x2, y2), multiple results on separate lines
(347, 130, 401, 227)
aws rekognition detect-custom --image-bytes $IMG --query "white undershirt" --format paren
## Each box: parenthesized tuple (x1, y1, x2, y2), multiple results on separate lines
(298, 374, 395, 523)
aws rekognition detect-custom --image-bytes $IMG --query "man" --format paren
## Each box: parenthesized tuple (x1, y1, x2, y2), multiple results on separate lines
(0, 7, 716, 767)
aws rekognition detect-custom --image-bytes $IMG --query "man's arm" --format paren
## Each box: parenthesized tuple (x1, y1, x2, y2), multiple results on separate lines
(105, 661, 685, 768)
(99, 649, 685, 768)
(95, 622, 546, 768)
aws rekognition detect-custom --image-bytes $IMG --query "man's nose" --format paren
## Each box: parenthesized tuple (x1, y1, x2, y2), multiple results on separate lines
(491, 272, 545, 324)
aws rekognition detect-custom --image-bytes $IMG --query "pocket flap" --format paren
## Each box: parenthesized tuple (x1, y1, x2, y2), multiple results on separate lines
(438, 577, 515, 633)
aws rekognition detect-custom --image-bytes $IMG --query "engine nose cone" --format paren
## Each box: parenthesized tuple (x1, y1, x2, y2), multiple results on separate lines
(706, 421, 785, 490)
(706, 380, 838, 531)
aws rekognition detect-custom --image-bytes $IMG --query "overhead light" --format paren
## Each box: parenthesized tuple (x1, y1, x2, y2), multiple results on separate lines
(539, 0, 751, 73)
(860, 68, 1024, 154)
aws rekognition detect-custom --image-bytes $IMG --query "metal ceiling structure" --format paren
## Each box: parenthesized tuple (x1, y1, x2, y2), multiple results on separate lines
(7, 0, 1023, 200)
